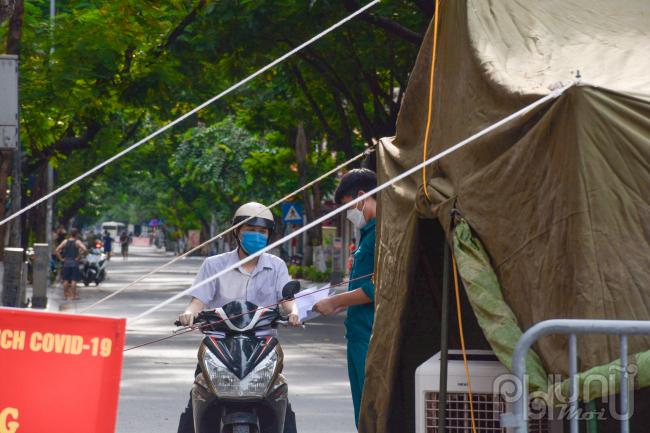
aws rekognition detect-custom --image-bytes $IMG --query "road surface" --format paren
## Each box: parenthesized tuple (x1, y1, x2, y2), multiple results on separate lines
(49, 246, 356, 433)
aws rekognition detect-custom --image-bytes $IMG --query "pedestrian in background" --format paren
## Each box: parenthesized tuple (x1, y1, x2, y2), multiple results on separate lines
(102, 230, 114, 260)
(55, 226, 67, 245)
(85, 230, 97, 250)
(313, 168, 377, 429)
(53, 226, 67, 284)
(55, 228, 87, 301)
(120, 230, 129, 260)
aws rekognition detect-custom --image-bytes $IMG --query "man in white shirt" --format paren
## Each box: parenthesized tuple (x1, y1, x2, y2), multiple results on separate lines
(180, 243, 296, 322)
(177, 202, 300, 433)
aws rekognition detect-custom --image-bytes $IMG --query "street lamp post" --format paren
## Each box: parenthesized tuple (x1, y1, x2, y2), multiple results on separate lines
(45, 0, 55, 260)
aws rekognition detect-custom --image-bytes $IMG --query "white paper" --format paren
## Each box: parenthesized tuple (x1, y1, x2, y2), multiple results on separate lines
(295, 285, 334, 322)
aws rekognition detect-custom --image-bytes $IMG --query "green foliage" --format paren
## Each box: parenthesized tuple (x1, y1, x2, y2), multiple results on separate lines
(288, 264, 330, 282)
(171, 117, 275, 221)
(174, 120, 256, 187)
(288, 264, 302, 279)
(4, 1, 431, 239)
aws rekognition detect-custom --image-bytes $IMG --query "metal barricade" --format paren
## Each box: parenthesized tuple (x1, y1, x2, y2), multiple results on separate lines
(501, 319, 650, 433)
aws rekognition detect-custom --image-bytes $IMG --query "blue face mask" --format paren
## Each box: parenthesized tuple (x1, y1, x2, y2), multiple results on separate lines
(240, 231, 268, 255)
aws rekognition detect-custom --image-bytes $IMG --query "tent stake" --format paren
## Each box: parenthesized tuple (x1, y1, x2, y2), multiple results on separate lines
(439, 238, 451, 433)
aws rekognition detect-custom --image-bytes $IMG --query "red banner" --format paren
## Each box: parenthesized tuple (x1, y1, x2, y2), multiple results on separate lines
(0, 308, 125, 433)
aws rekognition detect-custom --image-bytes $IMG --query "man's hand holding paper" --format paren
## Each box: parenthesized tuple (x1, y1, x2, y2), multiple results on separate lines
(295, 285, 336, 322)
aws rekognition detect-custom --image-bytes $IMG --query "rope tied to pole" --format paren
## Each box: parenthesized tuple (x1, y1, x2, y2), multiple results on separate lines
(452, 253, 478, 433)
(422, 0, 441, 202)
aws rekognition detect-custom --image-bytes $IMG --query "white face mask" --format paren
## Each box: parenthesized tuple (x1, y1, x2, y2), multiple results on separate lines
(346, 200, 367, 229)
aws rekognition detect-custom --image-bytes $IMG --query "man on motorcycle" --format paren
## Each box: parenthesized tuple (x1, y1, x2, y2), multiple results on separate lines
(177, 202, 301, 433)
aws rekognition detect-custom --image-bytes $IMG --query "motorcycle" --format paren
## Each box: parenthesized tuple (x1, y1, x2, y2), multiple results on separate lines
(175, 281, 301, 433)
(82, 242, 107, 286)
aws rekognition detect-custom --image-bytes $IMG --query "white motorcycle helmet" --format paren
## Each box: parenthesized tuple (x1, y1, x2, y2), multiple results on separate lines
(232, 202, 275, 236)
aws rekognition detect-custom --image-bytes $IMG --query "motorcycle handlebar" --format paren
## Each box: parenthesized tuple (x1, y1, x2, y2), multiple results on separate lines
(276, 320, 306, 329)
(174, 309, 221, 328)
(173, 311, 304, 328)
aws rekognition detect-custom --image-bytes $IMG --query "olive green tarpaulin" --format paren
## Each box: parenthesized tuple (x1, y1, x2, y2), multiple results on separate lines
(359, 1, 650, 432)
(553, 349, 650, 402)
(454, 217, 650, 403)
(452, 218, 547, 392)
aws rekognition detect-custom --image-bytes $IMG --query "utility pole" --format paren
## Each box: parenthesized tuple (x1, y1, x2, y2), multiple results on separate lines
(1, 247, 23, 306)
(32, 243, 48, 307)
(45, 0, 55, 252)
(49, 0, 55, 35)
(0, 55, 20, 250)
(8, 130, 21, 247)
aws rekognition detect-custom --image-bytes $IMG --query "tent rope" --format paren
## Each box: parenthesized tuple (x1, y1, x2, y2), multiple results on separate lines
(422, 0, 441, 202)
(452, 254, 478, 433)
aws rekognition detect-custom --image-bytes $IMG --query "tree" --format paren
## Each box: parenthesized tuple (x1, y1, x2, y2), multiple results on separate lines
(1, 1, 432, 247)
(3, 0, 215, 239)
(0, 0, 16, 24)
(171, 118, 266, 230)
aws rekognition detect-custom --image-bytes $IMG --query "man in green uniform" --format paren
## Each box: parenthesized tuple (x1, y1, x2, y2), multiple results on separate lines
(314, 168, 376, 429)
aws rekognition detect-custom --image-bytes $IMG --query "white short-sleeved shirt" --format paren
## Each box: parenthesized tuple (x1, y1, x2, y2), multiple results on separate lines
(190, 249, 291, 310)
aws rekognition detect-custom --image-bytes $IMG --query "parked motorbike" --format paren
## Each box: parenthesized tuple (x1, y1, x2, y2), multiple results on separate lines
(82, 242, 107, 286)
(175, 281, 301, 433)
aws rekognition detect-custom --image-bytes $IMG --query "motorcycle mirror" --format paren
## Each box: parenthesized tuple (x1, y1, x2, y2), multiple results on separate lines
(281, 280, 301, 300)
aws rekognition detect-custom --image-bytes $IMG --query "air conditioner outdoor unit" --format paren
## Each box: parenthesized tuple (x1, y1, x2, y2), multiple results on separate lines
(415, 350, 562, 433)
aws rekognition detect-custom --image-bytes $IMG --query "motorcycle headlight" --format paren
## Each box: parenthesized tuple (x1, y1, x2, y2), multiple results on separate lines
(203, 349, 278, 398)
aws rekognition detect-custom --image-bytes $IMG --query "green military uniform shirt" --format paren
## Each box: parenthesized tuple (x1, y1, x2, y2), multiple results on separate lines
(345, 218, 376, 342)
(345, 217, 376, 427)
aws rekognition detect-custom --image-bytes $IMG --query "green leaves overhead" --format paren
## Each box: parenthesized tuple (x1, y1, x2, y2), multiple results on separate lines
(172, 117, 263, 197)
(5, 0, 431, 236)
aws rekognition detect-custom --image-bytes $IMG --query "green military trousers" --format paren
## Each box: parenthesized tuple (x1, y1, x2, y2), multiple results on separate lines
(347, 339, 369, 428)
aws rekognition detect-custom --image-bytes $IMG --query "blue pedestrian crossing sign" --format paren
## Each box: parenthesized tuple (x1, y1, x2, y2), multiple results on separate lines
(282, 202, 303, 224)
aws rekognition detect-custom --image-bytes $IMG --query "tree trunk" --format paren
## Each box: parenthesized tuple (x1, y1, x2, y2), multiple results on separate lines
(58, 195, 86, 229)
(295, 124, 311, 265)
(0, 0, 16, 24)
(5, 0, 23, 54)
(29, 163, 48, 243)
(295, 124, 322, 266)
(200, 224, 211, 256)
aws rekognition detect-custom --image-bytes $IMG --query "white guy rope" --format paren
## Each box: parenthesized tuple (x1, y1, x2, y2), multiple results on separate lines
(0, 0, 381, 228)
(80, 147, 372, 313)
(129, 82, 574, 324)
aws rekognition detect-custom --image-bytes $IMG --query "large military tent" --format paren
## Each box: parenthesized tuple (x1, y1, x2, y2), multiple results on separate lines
(359, 1, 650, 432)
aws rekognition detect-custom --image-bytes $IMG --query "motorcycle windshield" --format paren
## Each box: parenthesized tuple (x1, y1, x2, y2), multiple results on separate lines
(204, 334, 279, 379)
(221, 300, 259, 329)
